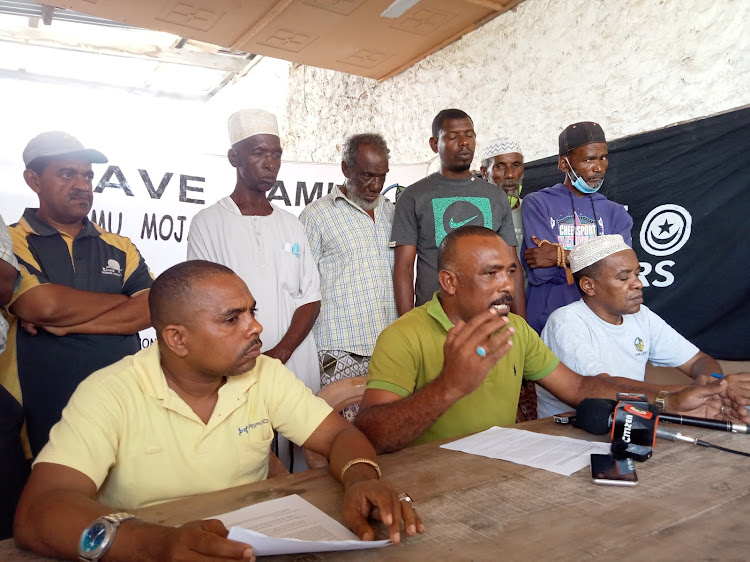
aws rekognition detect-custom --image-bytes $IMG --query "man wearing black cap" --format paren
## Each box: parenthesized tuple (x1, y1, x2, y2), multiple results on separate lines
(521, 122, 632, 334)
(1, 131, 154, 455)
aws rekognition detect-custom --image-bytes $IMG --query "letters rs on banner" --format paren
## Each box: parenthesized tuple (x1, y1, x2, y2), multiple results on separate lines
(0, 153, 430, 348)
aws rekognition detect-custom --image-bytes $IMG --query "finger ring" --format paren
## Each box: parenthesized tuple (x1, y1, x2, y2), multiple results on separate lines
(476, 346, 486, 358)
(398, 492, 414, 505)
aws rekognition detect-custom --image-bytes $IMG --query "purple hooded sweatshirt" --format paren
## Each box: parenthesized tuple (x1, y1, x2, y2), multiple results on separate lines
(521, 183, 633, 333)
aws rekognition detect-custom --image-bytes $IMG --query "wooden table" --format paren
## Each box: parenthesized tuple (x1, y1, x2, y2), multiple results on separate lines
(3, 418, 749, 561)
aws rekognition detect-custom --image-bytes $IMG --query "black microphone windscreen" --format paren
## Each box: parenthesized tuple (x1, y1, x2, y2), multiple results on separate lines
(573, 398, 617, 434)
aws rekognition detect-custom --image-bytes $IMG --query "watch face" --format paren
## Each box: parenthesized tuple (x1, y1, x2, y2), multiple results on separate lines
(80, 521, 108, 554)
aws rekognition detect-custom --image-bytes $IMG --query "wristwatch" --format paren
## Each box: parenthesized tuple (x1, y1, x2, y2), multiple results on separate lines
(654, 390, 670, 413)
(78, 512, 139, 561)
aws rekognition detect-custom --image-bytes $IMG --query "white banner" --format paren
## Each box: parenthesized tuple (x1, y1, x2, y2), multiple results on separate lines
(1, 154, 429, 274)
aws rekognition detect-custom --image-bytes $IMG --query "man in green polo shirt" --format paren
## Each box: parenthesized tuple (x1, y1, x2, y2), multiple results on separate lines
(355, 226, 747, 453)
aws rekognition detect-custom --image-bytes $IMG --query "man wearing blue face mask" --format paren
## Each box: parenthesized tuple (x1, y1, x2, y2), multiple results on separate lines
(521, 122, 633, 334)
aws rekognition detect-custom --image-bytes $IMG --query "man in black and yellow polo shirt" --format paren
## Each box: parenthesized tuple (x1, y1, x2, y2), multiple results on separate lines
(1, 131, 153, 455)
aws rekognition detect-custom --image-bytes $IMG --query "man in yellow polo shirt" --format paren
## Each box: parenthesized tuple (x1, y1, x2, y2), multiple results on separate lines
(15, 260, 423, 561)
(355, 226, 748, 453)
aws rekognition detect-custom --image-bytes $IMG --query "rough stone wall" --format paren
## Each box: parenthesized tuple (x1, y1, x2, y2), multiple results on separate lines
(275, 0, 749, 166)
(203, 57, 292, 155)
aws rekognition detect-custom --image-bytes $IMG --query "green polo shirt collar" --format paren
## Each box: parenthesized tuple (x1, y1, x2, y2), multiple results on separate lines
(426, 292, 454, 331)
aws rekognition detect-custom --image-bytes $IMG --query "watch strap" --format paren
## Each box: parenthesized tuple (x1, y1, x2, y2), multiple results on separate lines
(654, 391, 670, 413)
(78, 512, 139, 562)
(102, 512, 139, 527)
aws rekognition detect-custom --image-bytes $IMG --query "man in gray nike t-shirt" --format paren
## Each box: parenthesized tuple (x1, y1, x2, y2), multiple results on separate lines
(391, 108, 522, 315)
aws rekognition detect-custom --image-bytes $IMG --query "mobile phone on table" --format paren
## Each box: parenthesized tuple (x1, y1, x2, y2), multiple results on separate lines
(590, 453, 638, 486)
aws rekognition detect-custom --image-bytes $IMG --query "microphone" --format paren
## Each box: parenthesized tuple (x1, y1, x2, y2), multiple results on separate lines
(659, 413, 749, 434)
(573, 399, 750, 458)
(574, 398, 749, 435)
(572, 399, 700, 444)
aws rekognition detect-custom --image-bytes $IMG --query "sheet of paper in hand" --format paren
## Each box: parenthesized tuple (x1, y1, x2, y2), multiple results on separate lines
(213, 494, 391, 556)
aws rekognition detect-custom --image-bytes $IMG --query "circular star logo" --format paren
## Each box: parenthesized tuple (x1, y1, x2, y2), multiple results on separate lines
(639, 204, 692, 256)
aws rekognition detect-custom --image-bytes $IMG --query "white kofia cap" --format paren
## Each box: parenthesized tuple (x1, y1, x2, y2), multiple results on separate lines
(569, 234, 632, 273)
(227, 108, 279, 146)
(481, 138, 523, 161)
(23, 131, 108, 167)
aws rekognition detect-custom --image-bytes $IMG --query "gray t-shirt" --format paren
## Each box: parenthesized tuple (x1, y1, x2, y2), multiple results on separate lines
(391, 173, 517, 306)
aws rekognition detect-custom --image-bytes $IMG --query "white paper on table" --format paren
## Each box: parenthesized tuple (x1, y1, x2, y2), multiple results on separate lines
(440, 426, 610, 476)
(213, 494, 390, 556)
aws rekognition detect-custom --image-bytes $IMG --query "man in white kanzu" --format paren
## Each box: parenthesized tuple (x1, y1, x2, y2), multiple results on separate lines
(187, 109, 321, 469)
(536, 234, 749, 418)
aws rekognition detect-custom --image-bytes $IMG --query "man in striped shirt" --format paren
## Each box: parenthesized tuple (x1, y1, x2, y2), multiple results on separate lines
(300, 134, 398, 388)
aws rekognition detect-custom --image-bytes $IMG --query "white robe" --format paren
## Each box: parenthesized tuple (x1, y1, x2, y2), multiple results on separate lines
(187, 196, 321, 393)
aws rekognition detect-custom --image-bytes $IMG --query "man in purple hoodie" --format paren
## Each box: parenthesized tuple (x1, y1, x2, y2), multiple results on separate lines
(521, 122, 633, 334)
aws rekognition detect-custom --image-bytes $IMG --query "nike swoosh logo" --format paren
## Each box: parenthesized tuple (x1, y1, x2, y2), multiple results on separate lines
(449, 215, 478, 229)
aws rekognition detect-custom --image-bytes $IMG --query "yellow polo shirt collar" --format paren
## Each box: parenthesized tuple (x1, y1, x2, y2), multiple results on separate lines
(35, 345, 332, 509)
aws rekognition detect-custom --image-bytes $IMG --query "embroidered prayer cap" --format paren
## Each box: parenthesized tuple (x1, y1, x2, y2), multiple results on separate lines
(558, 121, 606, 156)
(480, 138, 523, 162)
(227, 108, 279, 146)
(569, 234, 631, 273)
(23, 131, 108, 167)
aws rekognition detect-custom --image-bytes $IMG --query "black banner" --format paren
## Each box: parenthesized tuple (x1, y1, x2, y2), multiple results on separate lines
(523, 107, 750, 360)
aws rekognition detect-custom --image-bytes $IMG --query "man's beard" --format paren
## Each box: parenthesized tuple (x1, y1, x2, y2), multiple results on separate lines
(448, 162, 472, 174)
(501, 177, 522, 198)
(347, 188, 380, 211)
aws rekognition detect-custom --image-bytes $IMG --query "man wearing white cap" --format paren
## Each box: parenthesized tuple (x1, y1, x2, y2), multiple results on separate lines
(480, 138, 525, 253)
(535, 234, 742, 418)
(187, 109, 321, 469)
(1, 131, 154, 456)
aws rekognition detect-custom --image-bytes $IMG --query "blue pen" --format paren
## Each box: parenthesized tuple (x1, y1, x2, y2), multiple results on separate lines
(711, 373, 750, 411)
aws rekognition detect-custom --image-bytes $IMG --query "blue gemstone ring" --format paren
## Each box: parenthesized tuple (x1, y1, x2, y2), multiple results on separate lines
(476, 346, 487, 358)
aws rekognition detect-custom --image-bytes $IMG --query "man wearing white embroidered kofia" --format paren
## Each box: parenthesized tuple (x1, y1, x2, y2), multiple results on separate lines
(187, 109, 321, 469)
(535, 234, 746, 418)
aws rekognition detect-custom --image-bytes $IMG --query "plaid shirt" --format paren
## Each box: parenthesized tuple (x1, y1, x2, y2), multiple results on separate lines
(0, 214, 21, 356)
(300, 185, 398, 356)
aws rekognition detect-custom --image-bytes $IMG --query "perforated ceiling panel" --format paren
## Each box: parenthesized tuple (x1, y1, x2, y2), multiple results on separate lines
(52, 0, 522, 80)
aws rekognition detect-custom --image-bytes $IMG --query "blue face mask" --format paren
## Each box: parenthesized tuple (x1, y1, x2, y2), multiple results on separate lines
(565, 157, 603, 194)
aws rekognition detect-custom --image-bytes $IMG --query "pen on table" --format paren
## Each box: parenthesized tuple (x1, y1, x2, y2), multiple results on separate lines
(711, 373, 750, 412)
